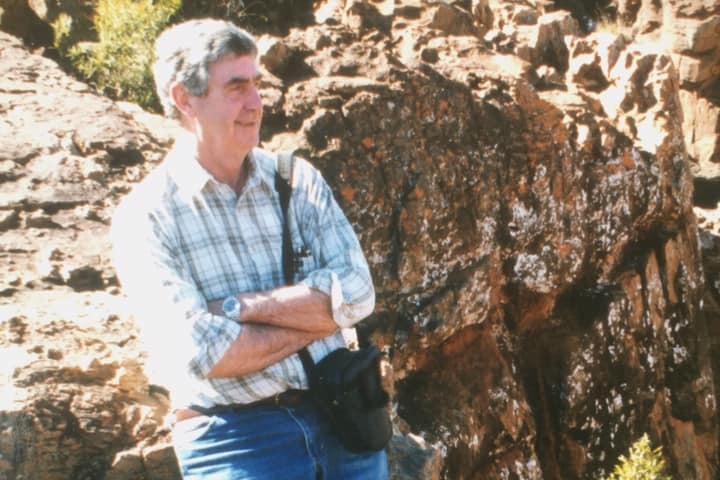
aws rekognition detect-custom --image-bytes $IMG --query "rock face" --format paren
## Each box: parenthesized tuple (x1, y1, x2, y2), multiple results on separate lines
(1, 1, 719, 479)
(0, 0, 54, 47)
(621, 0, 720, 190)
(617, 0, 719, 177)
(0, 32, 179, 480)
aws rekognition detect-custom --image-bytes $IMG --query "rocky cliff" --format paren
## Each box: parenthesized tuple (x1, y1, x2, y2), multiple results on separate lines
(1, 1, 719, 479)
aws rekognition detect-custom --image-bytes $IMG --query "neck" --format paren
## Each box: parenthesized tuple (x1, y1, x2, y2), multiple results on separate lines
(197, 144, 249, 184)
(186, 133, 251, 193)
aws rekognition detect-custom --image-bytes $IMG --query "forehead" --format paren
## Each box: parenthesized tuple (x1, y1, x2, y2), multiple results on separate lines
(207, 54, 260, 83)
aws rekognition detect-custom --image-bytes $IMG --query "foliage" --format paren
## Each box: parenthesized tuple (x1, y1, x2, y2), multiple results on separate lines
(607, 434, 672, 480)
(181, 0, 247, 23)
(595, 14, 633, 40)
(52, 0, 181, 111)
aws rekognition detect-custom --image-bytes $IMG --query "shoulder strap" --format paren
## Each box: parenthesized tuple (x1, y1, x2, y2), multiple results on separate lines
(274, 153, 317, 375)
(298, 347, 316, 377)
(275, 152, 295, 287)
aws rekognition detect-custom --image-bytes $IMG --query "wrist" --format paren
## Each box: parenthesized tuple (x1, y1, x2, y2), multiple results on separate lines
(222, 295, 243, 321)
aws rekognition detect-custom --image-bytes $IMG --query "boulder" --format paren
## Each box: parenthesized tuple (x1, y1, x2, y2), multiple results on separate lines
(0, 31, 178, 480)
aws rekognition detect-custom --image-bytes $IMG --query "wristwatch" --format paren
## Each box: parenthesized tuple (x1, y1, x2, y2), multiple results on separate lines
(222, 296, 242, 321)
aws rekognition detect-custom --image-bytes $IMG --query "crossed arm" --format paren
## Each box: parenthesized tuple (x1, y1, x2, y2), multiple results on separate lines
(205, 284, 337, 378)
(112, 156, 374, 385)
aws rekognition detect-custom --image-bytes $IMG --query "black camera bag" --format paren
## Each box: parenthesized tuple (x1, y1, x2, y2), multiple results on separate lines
(276, 152, 392, 453)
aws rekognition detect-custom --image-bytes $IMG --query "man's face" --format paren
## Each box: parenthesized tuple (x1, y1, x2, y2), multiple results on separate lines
(187, 54, 263, 157)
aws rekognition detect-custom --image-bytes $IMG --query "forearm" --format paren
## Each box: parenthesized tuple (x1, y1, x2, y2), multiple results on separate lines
(205, 285, 338, 379)
(207, 322, 314, 378)
(209, 284, 337, 335)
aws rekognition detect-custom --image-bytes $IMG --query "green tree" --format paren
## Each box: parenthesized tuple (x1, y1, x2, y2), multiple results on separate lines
(607, 434, 672, 480)
(53, 0, 181, 111)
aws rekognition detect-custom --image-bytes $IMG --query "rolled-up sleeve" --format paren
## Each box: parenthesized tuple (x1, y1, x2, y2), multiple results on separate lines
(111, 191, 241, 381)
(296, 161, 375, 328)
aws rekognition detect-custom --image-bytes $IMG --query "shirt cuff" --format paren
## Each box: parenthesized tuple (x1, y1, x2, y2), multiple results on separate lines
(190, 313, 243, 378)
(301, 270, 357, 329)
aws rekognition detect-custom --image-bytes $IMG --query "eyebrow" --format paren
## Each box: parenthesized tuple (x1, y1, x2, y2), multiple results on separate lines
(224, 73, 263, 89)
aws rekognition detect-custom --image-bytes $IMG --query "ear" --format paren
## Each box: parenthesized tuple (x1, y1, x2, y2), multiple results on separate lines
(169, 82, 194, 118)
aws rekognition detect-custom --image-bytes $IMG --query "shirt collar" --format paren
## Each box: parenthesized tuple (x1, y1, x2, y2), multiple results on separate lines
(166, 133, 274, 200)
(165, 133, 213, 198)
(248, 147, 278, 191)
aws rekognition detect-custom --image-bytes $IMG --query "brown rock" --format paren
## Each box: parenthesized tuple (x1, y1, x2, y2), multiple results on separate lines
(106, 449, 144, 480)
(620, 1, 720, 180)
(344, 0, 392, 33)
(142, 443, 182, 479)
(26, 0, 96, 45)
(387, 433, 443, 480)
(673, 50, 720, 85)
(0, 210, 19, 231)
(472, 0, 496, 29)
(515, 11, 579, 72)
(0, 0, 52, 46)
(568, 32, 627, 89)
(681, 89, 720, 177)
(259, 37, 293, 75)
(426, 3, 478, 36)
(663, 15, 720, 55)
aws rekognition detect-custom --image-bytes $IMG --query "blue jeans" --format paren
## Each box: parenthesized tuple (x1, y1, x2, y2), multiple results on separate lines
(172, 398, 389, 479)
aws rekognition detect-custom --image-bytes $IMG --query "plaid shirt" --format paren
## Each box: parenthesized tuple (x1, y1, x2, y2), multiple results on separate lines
(112, 136, 375, 408)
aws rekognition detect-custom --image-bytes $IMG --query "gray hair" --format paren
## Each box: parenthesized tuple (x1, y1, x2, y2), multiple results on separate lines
(153, 19, 258, 119)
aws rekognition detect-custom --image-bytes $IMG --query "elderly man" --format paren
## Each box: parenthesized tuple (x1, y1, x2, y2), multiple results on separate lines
(112, 18, 388, 479)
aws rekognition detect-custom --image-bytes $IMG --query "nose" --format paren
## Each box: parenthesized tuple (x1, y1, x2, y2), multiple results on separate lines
(246, 87, 262, 111)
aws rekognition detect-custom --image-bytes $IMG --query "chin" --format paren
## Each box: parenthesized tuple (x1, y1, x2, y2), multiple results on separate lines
(233, 128, 260, 145)
(230, 141, 258, 155)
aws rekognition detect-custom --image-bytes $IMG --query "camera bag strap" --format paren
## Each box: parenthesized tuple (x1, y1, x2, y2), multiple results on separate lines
(274, 151, 317, 379)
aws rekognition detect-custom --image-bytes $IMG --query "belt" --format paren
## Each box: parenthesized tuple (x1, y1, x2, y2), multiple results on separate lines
(174, 389, 310, 423)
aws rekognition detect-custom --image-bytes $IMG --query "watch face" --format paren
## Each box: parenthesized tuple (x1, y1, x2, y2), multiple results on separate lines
(222, 296, 240, 318)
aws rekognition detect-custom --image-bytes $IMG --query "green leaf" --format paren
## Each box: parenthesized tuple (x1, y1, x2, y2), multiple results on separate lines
(607, 434, 672, 480)
(51, 0, 182, 111)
